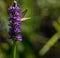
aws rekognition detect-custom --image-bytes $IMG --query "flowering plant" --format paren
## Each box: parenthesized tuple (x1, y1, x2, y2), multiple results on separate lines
(8, 1, 30, 58)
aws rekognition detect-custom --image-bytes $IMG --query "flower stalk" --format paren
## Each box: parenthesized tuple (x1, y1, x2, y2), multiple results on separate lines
(13, 40, 16, 58)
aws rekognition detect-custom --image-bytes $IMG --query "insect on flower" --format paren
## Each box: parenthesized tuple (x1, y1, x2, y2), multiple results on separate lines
(8, 1, 30, 41)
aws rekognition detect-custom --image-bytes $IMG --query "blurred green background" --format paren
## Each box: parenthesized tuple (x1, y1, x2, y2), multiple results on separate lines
(0, 0, 60, 58)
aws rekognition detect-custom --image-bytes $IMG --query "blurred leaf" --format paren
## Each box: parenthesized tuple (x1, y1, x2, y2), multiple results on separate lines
(39, 33, 59, 56)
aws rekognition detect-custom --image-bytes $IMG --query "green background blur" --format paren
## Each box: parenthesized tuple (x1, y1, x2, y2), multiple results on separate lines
(0, 0, 60, 58)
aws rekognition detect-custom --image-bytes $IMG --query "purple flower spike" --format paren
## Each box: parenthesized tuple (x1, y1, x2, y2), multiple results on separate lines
(8, 1, 22, 41)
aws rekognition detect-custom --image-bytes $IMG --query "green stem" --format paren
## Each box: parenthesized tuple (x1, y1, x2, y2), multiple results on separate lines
(13, 40, 17, 58)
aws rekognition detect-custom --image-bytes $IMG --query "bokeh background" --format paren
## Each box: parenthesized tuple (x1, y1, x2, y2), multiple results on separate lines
(0, 0, 60, 58)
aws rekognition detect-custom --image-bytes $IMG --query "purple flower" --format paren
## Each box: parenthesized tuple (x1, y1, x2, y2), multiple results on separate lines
(17, 35, 22, 41)
(8, 1, 22, 41)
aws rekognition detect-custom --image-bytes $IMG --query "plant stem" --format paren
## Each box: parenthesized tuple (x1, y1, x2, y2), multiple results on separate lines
(13, 40, 17, 58)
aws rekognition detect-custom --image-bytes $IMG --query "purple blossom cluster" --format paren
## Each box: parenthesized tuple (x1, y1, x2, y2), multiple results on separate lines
(8, 2, 22, 41)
